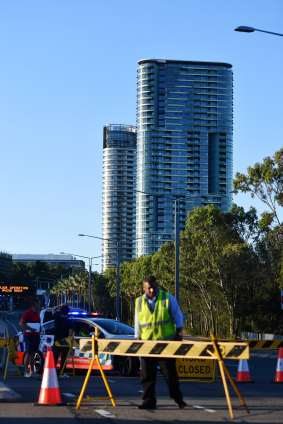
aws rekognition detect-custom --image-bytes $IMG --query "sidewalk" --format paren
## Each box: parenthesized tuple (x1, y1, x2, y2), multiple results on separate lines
(0, 382, 22, 403)
(0, 402, 77, 423)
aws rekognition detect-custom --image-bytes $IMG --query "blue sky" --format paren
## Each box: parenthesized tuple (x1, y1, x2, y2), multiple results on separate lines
(0, 0, 282, 270)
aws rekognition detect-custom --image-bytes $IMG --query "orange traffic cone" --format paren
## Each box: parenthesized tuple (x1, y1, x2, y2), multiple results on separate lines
(34, 347, 63, 405)
(236, 359, 253, 383)
(274, 348, 283, 383)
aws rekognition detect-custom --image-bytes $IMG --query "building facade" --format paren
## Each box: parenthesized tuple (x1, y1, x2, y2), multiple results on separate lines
(136, 59, 233, 257)
(12, 254, 85, 271)
(102, 124, 137, 271)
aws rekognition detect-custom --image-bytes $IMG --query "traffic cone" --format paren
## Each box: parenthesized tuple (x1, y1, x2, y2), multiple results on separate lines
(236, 359, 253, 383)
(274, 348, 283, 383)
(34, 347, 63, 405)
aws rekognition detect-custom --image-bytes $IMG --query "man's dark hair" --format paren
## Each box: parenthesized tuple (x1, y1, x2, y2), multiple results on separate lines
(31, 298, 40, 306)
(143, 275, 157, 285)
(61, 305, 70, 315)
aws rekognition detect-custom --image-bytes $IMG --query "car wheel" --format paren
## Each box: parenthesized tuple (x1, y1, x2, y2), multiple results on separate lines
(116, 356, 140, 377)
(24, 350, 44, 374)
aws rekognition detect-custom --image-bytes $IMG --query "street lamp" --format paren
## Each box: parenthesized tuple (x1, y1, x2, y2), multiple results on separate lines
(60, 252, 102, 312)
(234, 26, 283, 37)
(78, 234, 121, 321)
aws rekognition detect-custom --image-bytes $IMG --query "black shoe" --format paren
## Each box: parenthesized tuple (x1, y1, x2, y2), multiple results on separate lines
(137, 403, 157, 410)
(176, 400, 187, 409)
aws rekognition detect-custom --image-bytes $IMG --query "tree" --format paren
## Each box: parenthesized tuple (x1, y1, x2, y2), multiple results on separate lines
(12, 262, 33, 286)
(180, 205, 259, 337)
(151, 242, 175, 294)
(233, 148, 283, 232)
(92, 271, 111, 314)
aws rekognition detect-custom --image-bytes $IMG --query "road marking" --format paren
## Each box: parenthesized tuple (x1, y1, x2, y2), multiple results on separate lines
(193, 405, 217, 413)
(95, 409, 116, 418)
(108, 379, 115, 382)
(62, 393, 76, 398)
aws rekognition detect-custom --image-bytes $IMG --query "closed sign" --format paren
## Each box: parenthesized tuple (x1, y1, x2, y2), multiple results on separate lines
(176, 358, 215, 378)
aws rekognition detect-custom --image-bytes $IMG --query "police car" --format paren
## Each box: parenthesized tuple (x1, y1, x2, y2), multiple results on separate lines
(14, 308, 139, 376)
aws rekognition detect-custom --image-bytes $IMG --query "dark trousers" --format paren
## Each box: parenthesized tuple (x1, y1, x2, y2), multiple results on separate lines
(53, 345, 70, 373)
(140, 357, 183, 406)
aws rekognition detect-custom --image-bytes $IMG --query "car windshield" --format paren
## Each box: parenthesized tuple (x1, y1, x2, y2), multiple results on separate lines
(89, 319, 135, 335)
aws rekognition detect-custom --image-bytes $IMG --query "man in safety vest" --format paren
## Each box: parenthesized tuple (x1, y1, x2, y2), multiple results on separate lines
(135, 275, 187, 409)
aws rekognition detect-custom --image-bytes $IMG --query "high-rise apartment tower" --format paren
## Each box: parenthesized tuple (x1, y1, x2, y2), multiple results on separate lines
(102, 124, 137, 271)
(136, 59, 233, 257)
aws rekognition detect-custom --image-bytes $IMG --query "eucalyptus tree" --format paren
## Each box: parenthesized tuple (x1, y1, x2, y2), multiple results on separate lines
(233, 148, 283, 232)
(180, 205, 259, 337)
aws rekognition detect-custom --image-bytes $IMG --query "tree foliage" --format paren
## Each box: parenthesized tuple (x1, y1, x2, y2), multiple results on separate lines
(103, 203, 283, 337)
(233, 148, 283, 232)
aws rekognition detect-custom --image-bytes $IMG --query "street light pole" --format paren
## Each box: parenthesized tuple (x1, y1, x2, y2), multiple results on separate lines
(88, 261, 92, 312)
(234, 26, 283, 37)
(60, 252, 101, 312)
(175, 198, 180, 302)
(78, 234, 122, 320)
(116, 241, 121, 321)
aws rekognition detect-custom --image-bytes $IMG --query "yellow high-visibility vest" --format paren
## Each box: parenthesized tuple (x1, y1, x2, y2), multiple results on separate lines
(136, 290, 176, 340)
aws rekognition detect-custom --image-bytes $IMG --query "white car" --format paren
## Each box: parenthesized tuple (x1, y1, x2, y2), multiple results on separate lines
(15, 316, 139, 376)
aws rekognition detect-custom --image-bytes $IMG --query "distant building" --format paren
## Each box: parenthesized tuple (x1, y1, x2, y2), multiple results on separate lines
(136, 59, 233, 257)
(102, 124, 137, 271)
(0, 252, 12, 283)
(12, 254, 85, 271)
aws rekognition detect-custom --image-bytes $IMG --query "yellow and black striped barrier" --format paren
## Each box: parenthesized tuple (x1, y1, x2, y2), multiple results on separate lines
(217, 339, 283, 350)
(78, 334, 249, 420)
(0, 335, 21, 379)
(237, 340, 283, 350)
(54, 338, 79, 348)
(0, 338, 7, 348)
(54, 335, 77, 378)
(80, 338, 249, 360)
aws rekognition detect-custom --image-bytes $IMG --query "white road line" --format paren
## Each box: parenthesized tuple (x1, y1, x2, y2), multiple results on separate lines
(193, 405, 217, 413)
(62, 393, 76, 398)
(95, 409, 116, 418)
(108, 379, 115, 382)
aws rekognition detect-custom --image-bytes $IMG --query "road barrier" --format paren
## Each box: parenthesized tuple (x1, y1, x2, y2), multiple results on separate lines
(76, 328, 116, 411)
(54, 335, 76, 378)
(0, 334, 22, 379)
(221, 339, 283, 349)
(245, 340, 283, 349)
(80, 338, 249, 360)
(78, 333, 249, 420)
(176, 358, 217, 382)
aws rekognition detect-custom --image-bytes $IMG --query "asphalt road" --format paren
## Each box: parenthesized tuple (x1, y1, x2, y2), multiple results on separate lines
(1, 312, 283, 423)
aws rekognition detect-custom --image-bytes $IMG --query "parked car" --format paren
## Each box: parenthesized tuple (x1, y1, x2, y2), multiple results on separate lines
(40, 307, 89, 324)
(14, 316, 139, 377)
(40, 307, 104, 324)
